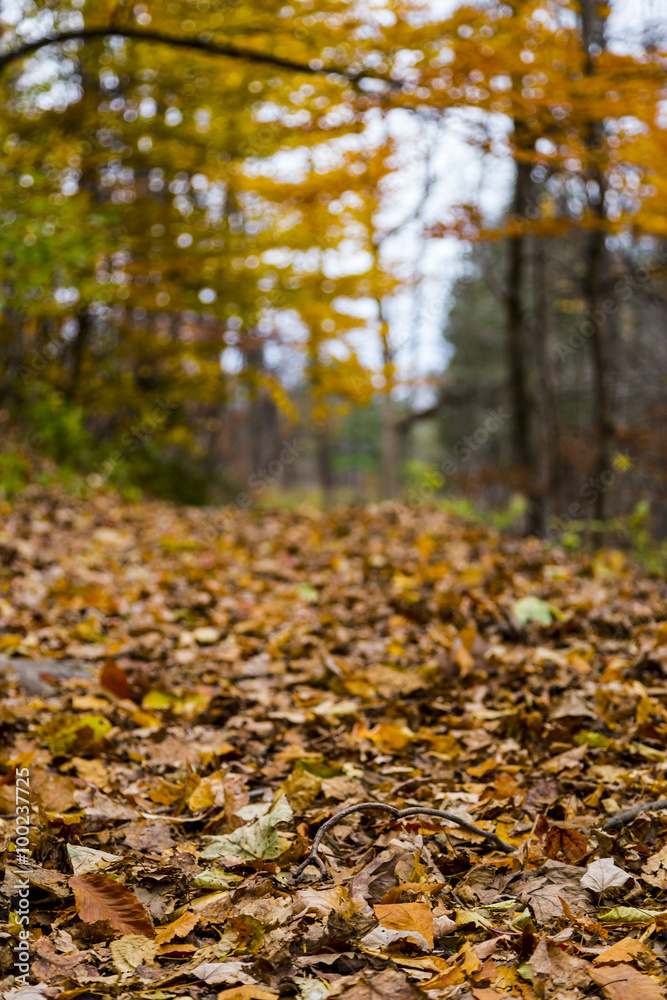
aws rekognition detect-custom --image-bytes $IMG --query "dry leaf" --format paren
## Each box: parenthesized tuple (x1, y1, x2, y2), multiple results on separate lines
(67, 844, 123, 876)
(373, 902, 434, 949)
(69, 874, 154, 938)
(594, 937, 657, 966)
(545, 826, 589, 863)
(215, 988, 278, 1000)
(109, 934, 156, 973)
(155, 910, 199, 945)
(581, 858, 632, 893)
(333, 970, 423, 1000)
(589, 962, 666, 1000)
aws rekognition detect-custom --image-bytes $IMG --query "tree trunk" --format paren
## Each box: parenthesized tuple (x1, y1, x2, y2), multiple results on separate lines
(314, 422, 334, 509)
(378, 310, 397, 499)
(506, 145, 543, 534)
(533, 238, 562, 519)
(580, 0, 614, 533)
(66, 311, 90, 401)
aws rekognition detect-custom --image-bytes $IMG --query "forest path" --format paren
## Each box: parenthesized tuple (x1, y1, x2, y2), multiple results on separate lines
(1, 489, 667, 998)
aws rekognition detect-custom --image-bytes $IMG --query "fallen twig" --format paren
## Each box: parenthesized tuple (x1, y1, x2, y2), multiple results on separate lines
(294, 801, 515, 879)
(602, 798, 667, 832)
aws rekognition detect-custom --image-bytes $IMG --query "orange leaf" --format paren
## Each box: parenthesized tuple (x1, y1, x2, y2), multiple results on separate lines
(155, 909, 199, 945)
(69, 874, 154, 938)
(373, 902, 434, 948)
(589, 963, 665, 1000)
(594, 938, 657, 966)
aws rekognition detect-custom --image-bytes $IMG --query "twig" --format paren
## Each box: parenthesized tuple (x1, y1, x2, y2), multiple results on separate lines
(602, 799, 667, 832)
(294, 802, 515, 879)
(138, 808, 214, 823)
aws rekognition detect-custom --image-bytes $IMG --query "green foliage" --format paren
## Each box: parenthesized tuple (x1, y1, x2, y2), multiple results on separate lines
(24, 382, 95, 469)
(438, 494, 528, 531)
(0, 450, 30, 499)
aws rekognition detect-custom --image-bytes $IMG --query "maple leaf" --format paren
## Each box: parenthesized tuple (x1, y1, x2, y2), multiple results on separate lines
(545, 826, 589, 863)
(69, 874, 154, 938)
(373, 902, 434, 949)
(581, 859, 632, 893)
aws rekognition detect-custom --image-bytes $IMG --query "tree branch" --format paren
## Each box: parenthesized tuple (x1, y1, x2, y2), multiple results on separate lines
(394, 381, 501, 432)
(294, 802, 515, 880)
(294, 798, 667, 880)
(0, 26, 397, 89)
(601, 798, 667, 832)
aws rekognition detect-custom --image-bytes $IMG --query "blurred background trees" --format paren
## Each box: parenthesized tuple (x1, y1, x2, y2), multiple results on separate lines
(0, 0, 666, 547)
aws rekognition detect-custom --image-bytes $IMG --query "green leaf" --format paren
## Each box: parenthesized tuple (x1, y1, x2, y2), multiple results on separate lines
(298, 584, 319, 603)
(190, 869, 244, 890)
(481, 899, 517, 911)
(454, 909, 497, 931)
(574, 731, 610, 748)
(37, 714, 112, 754)
(598, 906, 664, 923)
(512, 596, 557, 626)
(201, 795, 293, 861)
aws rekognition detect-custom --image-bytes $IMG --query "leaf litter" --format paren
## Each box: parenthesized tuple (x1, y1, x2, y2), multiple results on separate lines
(1, 490, 667, 998)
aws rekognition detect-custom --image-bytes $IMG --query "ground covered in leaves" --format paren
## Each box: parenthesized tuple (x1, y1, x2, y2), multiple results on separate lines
(2, 489, 667, 1000)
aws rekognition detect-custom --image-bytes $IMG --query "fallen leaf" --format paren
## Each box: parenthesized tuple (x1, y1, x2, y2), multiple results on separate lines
(215, 988, 278, 1000)
(69, 874, 154, 938)
(512, 596, 556, 626)
(373, 902, 434, 949)
(545, 826, 589, 863)
(589, 962, 666, 1000)
(594, 937, 658, 966)
(599, 906, 665, 923)
(581, 858, 633, 893)
(109, 934, 156, 973)
(332, 969, 423, 999)
(201, 795, 293, 860)
(642, 844, 667, 890)
(67, 844, 123, 876)
(530, 937, 590, 993)
(155, 910, 199, 945)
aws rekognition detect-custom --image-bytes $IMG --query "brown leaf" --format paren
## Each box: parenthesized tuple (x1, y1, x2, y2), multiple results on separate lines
(333, 969, 423, 1000)
(373, 901, 434, 949)
(530, 937, 590, 993)
(69, 874, 154, 938)
(545, 825, 589, 863)
(589, 963, 666, 1000)
(99, 658, 132, 699)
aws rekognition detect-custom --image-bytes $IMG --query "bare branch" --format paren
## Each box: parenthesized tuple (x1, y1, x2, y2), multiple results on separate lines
(601, 798, 667, 832)
(294, 801, 515, 880)
(0, 26, 398, 89)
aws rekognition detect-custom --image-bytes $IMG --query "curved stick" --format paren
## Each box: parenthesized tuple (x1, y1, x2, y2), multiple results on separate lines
(294, 801, 514, 879)
(602, 798, 667, 831)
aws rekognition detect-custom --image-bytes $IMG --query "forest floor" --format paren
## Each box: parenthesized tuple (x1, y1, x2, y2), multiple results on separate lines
(1, 488, 667, 1000)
